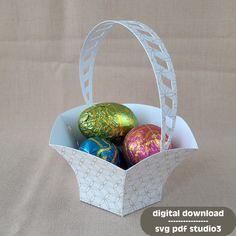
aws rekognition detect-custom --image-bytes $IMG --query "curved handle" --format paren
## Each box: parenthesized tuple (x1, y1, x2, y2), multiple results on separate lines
(79, 20, 177, 150)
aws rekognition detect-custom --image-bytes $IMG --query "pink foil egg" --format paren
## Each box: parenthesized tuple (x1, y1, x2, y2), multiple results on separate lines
(123, 124, 173, 165)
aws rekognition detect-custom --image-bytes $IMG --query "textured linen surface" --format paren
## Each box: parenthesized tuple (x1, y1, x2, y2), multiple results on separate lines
(0, 0, 236, 235)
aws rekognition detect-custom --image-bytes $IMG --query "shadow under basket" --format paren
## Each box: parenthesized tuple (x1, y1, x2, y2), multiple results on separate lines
(49, 103, 198, 216)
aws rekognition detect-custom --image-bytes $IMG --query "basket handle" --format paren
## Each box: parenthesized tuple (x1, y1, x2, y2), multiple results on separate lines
(79, 20, 177, 151)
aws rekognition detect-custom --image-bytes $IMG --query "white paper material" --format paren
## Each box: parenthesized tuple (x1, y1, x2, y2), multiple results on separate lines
(49, 20, 198, 216)
(49, 104, 198, 216)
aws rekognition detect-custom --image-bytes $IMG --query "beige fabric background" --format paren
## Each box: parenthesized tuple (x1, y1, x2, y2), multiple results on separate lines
(0, 0, 236, 235)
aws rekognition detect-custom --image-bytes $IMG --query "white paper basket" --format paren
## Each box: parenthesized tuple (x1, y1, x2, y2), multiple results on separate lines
(49, 20, 198, 216)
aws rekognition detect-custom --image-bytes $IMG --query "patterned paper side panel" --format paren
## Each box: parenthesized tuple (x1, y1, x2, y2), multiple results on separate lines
(123, 154, 165, 216)
(122, 149, 193, 216)
(53, 145, 126, 216)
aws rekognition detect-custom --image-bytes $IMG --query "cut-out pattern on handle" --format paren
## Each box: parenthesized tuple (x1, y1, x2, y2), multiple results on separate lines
(79, 20, 177, 150)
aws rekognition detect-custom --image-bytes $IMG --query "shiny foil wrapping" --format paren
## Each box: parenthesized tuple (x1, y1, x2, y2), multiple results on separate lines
(124, 124, 172, 165)
(79, 103, 138, 142)
(79, 137, 120, 165)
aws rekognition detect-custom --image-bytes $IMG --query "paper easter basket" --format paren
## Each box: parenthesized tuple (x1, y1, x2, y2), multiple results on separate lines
(49, 20, 198, 216)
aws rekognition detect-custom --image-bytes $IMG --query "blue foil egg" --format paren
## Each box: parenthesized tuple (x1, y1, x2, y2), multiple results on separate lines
(79, 137, 120, 166)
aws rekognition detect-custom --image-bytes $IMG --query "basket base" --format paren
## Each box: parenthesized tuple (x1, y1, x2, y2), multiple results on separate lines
(80, 194, 162, 217)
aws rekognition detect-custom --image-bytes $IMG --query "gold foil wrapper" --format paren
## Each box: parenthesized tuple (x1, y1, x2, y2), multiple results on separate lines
(79, 103, 138, 143)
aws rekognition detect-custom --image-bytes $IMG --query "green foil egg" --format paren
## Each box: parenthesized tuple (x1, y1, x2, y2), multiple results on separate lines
(79, 103, 138, 142)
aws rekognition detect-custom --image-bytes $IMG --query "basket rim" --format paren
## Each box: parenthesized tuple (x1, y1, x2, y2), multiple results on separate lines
(50, 143, 198, 174)
(49, 103, 198, 173)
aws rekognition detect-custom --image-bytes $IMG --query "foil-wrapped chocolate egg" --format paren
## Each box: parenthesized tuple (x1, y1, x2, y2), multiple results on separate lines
(123, 124, 173, 165)
(79, 103, 138, 142)
(79, 137, 120, 166)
